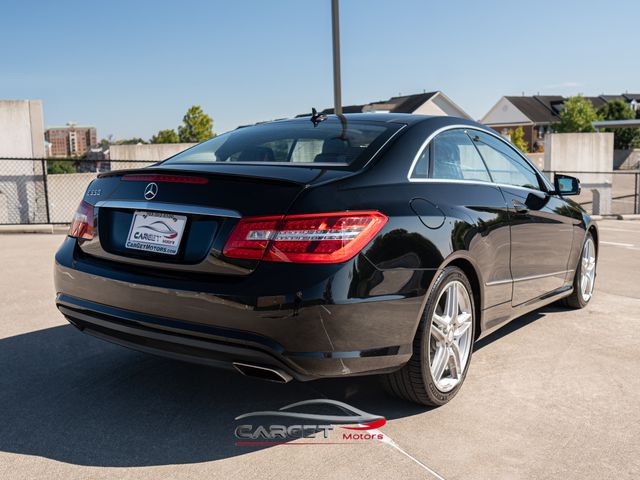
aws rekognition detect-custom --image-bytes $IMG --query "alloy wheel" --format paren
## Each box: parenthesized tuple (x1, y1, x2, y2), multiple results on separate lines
(580, 237, 597, 302)
(429, 280, 474, 392)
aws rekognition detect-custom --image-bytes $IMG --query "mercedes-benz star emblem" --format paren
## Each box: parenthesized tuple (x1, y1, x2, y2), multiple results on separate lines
(144, 182, 158, 200)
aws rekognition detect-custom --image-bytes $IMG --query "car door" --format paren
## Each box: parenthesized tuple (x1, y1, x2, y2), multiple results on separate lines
(469, 130, 574, 306)
(412, 128, 512, 312)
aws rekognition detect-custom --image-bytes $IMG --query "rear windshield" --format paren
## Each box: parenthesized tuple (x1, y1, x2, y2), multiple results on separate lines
(162, 119, 401, 167)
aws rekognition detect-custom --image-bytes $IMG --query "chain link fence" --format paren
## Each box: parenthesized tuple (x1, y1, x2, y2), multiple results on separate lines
(0, 158, 154, 224)
(0, 158, 638, 225)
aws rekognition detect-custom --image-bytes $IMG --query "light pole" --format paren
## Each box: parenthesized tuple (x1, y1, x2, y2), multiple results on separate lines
(331, 0, 342, 115)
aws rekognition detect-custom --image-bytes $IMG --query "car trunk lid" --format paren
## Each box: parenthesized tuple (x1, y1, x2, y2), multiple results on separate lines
(78, 165, 349, 276)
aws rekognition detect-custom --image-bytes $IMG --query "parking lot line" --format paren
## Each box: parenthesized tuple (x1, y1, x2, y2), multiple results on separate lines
(597, 227, 640, 233)
(600, 241, 635, 247)
(377, 430, 447, 480)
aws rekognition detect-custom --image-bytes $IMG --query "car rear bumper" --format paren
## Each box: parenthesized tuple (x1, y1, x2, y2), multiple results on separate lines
(54, 237, 425, 379)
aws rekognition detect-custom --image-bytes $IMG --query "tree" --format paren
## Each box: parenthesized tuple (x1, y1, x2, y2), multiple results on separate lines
(178, 105, 214, 143)
(597, 99, 640, 149)
(553, 95, 599, 133)
(98, 135, 113, 148)
(116, 137, 147, 145)
(150, 129, 180, 144)
(47, 159, 76, 174)
(509, 126, 529, 153)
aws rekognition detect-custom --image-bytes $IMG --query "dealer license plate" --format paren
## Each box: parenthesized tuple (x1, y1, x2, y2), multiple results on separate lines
(125, 211, 187, 255)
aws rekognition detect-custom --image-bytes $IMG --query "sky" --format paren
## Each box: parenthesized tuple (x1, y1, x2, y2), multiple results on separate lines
(1, 0, 637, 140)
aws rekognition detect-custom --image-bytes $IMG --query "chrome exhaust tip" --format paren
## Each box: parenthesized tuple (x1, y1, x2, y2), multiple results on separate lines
(233, 362, 293, 384)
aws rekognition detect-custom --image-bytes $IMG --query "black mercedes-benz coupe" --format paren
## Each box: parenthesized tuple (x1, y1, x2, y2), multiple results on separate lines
(54, 113, 598, 406)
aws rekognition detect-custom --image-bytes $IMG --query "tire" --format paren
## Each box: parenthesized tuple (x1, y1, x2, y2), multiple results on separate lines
(382, 266, 476, 406)
(562, 232, 597, 309)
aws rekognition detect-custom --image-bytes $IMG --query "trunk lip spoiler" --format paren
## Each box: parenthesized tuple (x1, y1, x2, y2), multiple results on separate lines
(94, 200, 241, 218)
(96, 166, 318, 186)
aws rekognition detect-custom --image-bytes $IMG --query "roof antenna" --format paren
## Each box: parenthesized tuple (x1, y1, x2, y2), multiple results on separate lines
(310, 108, 326, 126)
(337, 112, 348, 140)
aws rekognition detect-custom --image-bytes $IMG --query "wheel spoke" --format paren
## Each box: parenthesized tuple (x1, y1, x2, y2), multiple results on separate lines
(432, 347, 449, 382)
(449, 343, 462, 379)
(431, 325, 446, 343)
(433, 313, 449, 329)
(455, 311, 471, 326)
(454, 318, 472, 338)
(445, 284, 458, 319)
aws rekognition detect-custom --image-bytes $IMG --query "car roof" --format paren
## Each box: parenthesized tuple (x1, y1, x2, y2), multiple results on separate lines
(271, 112, 484, 129)
(284, 112, 433, 125)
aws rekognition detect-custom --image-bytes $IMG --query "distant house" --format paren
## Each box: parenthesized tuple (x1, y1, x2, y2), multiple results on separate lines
(480, 96, 563, 152)
(309, 91, 471, 119)
(481, 94, 640, 152)
(599, 93, 640, 113)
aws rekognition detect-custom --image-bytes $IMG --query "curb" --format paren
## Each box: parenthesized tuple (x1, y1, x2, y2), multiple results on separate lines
(0, 224, 54, 234)
(592, 215, 640, 221)
(0, 224, 70, 234)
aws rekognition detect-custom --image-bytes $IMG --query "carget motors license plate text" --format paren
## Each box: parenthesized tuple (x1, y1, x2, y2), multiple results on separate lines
(125, 211, 187, 255)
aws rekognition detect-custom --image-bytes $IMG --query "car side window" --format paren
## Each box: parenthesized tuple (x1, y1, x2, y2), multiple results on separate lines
(410, 146, 430, 179)
(469, 131, 542, 190)
(431, 129, 491, 182)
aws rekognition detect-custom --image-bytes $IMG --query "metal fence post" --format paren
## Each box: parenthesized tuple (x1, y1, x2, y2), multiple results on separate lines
(636, 172, 639, 215)
(41, 158, 51, 224)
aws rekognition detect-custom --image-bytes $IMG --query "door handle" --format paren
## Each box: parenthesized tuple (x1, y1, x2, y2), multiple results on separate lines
(512, 200, 529, 214)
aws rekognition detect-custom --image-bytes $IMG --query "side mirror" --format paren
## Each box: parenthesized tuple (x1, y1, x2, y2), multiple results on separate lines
(554, 174, 581, 196)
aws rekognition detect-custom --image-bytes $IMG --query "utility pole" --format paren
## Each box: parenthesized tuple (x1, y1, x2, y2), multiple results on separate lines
(331, 0, 342, 115)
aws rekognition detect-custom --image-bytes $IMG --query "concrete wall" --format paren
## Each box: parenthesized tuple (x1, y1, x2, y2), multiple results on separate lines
(47, 172, 97, 223)
(0, 100, 45, 159)
(0, 100, 47, 223)
(544, 132, 614, 214)
(614, 149, 640, 170)
(109, 143, 195, 170)
(527, 153, 544, 171)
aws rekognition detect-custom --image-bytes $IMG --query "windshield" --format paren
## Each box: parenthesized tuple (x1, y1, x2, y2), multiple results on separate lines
(162, 118, 401, 167)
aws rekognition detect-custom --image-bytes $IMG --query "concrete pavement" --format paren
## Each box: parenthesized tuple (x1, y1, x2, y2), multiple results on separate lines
(0, 220, 639, 479)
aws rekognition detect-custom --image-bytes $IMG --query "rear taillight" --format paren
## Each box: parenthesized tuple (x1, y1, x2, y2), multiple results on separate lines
(68, 200, 95, 240)
(222, 215, 282, 260)
(223, 211, 387, 264)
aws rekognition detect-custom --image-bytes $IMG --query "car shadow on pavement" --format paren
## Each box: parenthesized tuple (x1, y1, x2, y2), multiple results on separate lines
(0, 324, 426, 467)
(474, 304, 568, 351)
(1, 304, 564, 467)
